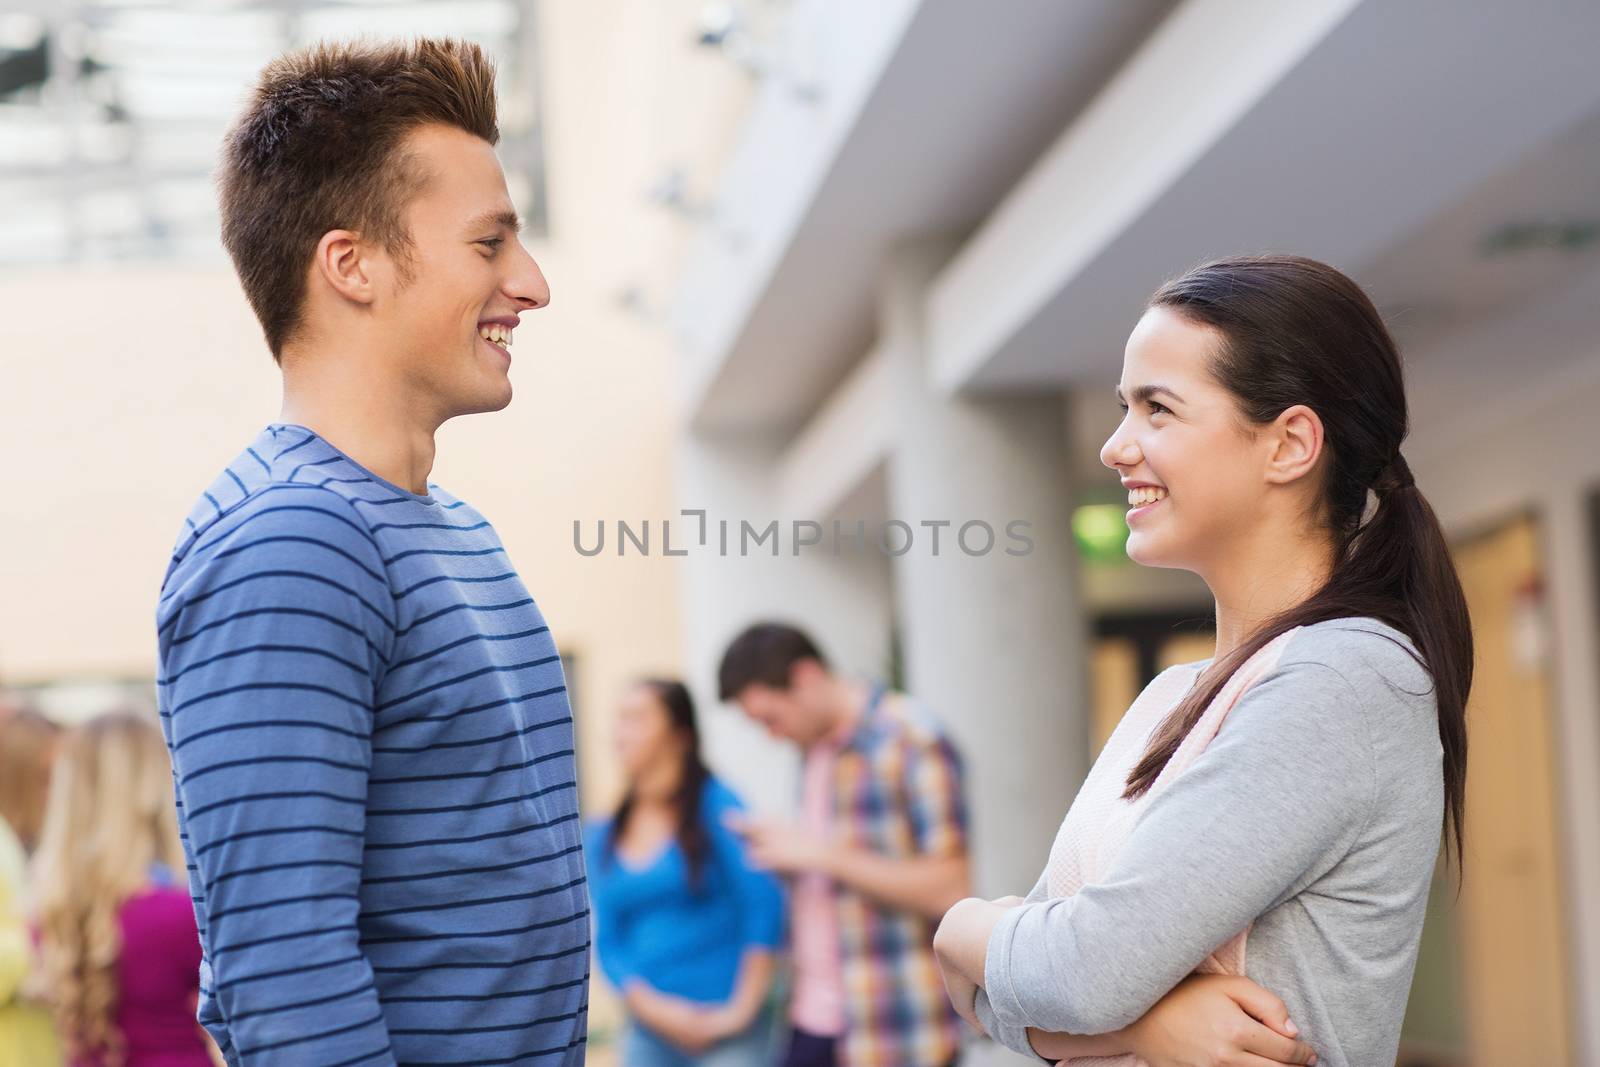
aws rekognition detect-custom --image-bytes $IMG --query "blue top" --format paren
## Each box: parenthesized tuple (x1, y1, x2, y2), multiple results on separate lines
(155, 424, 588, 1067)
(585, 777, 784, 1005)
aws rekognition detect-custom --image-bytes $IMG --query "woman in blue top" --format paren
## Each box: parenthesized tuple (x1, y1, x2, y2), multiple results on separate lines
(587, 679, 785, 1067)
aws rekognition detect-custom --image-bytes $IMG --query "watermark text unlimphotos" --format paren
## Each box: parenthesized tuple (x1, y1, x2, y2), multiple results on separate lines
(574, 510, 1034, 558)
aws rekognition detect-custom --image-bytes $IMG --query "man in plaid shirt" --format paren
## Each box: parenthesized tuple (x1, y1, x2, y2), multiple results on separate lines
(720, 622, 970, 1067)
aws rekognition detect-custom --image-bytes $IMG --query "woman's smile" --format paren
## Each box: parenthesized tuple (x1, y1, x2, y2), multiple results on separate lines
(1124, 482, 1169, 523)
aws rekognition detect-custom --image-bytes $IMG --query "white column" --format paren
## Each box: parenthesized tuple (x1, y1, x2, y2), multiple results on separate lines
(676, 429, 894, 816)
(881, 239, 1090, 903)
(1539, 488, 1600, 1066)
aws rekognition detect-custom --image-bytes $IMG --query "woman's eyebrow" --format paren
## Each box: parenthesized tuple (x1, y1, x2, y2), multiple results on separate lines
(1115, 383, 1186, 405)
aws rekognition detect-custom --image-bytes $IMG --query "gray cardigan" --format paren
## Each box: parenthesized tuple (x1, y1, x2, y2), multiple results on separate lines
(975, 619, 1444, 1067)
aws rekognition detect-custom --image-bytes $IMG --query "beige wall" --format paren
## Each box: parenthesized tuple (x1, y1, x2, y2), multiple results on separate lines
(0, 0, 765, 812)
(0, 246, 677, 802)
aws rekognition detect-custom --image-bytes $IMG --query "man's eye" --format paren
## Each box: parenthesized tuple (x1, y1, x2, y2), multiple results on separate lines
(478, 238, 503, 251)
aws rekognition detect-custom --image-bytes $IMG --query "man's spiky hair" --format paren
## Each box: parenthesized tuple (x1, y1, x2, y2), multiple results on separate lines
(217, 38, 499, 360)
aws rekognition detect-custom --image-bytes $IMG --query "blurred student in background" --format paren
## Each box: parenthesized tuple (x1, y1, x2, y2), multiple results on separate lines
(719, 623, 971, 1067)
(587, 679, 784, 1067)
(0, 703, 62, 1067)
(32, 711, 215, 1067)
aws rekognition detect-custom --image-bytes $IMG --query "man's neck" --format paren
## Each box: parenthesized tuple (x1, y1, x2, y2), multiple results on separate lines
(279, 356, 441, 496)
(810, 676, 873, 750)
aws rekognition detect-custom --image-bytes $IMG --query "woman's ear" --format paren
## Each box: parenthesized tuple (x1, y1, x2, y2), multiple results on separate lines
(1264, 404, 1324, 486)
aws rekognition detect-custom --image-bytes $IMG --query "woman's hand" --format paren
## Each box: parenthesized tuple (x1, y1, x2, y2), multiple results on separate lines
(624, 982, 727, 1054)
(933, 894, 1029, 1034)
(658, 1003, 744, 1053)
(1124, 974, 1319, 1067)
(940, 962, 984, 1033)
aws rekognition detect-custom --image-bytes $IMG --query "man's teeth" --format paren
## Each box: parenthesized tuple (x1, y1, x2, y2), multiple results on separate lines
(478, 324, 513, 347)
(1128, 486, 1168, 507)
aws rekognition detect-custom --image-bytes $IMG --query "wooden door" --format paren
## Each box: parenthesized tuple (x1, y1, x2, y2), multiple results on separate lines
(1454, 514, 1572, 1064)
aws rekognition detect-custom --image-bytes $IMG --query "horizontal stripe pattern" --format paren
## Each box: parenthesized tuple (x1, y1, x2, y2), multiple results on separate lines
(157, 424, 588, 1066)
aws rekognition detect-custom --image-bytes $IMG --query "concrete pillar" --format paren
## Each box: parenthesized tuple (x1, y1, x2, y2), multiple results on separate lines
(676, 428, 894, 815)
(1539, 488, 1600, 1066)
(881, 238, 1090, 903)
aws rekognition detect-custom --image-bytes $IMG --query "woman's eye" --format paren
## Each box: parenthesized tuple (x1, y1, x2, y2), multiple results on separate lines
(1148, 401, 1172, 416)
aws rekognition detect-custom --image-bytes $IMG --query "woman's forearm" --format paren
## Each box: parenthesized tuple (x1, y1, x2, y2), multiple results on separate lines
(935, 898, 1017, 1038)
(714, 949, 775, 1033)
(625, 980, 689, 1033)
(932, 897, 1008, 985)
(940, 896, 1136, 1060)
(1026, 1026, 1132, 1059)
(941, 962, 981, 1029)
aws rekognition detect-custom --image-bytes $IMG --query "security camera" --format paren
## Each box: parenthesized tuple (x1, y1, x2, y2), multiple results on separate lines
(645, 167, 709, 219)
(695, 2, 739, 48)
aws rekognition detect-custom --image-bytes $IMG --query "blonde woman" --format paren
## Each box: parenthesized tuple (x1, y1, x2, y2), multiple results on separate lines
(33, 711, 214, 1067)
(0, 703, 62, 1067)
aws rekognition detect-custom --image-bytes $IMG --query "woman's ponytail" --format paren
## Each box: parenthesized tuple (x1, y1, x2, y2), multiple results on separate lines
(1338, 461, 1471, 865)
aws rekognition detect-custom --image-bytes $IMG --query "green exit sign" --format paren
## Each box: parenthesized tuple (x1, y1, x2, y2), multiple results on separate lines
(1073, 504, 1130, 563)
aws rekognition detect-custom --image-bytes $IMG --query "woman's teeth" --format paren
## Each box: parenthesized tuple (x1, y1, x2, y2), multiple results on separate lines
(478, 324, 513, 347)
(1128, 486, 1168, 507)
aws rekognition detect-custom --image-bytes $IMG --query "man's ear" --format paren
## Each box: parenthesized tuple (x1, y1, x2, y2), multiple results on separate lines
(788, 658, 826, 691)
(311, 229, 377, 307)
(1264, 403, 1325, 486)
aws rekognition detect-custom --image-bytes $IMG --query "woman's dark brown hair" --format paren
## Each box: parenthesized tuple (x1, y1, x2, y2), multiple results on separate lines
(604, 680, 714, 889)
(1122, 254, 1472, 870)
(217, 37, 500, 360)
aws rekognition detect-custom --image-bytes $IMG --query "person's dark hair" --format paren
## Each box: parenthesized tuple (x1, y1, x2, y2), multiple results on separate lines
(218, 37, 500, 361)
(605, 680, 713, 888)
(716, 622, 828, 701)
(0, 703, 59, 852)
(1123, 254, 1472, 871)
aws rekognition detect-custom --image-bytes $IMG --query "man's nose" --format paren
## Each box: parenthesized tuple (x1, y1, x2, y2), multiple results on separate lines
(507, 243, 550, 310)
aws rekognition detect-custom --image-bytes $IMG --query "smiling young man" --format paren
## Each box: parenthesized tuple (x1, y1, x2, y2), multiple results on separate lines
(155, 39, 587, 1066)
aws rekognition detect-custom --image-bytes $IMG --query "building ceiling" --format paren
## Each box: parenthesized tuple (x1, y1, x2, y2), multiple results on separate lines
(0, 0, 545, 268)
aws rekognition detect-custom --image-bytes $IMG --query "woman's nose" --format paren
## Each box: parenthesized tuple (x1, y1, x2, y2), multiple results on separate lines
(1100, 422, 1136, 471)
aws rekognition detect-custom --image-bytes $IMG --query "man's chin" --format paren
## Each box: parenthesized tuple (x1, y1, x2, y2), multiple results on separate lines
(447, 382, 513, 419)
(475, 366, 515, 411)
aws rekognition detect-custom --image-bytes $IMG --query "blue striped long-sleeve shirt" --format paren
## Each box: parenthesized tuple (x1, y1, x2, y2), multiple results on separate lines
(155, 423, 589, 1067)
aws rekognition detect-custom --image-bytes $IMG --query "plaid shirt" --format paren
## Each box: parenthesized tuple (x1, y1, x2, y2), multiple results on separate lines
(827, 686, 969, 1067)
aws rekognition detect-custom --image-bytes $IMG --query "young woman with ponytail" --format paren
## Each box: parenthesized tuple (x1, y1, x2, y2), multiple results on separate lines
(586, 680, 785, 1067)
(934, 254, 1471, 1067)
